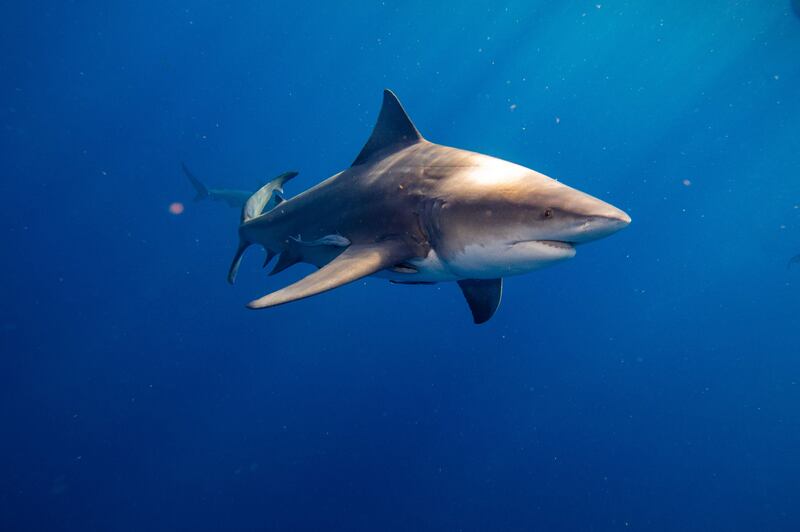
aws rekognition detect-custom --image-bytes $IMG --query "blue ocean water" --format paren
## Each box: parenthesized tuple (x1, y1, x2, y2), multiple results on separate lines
(2, 1, 800, 530)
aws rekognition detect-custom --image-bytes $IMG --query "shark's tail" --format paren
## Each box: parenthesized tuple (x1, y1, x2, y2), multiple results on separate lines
(228, 170, 298, 284)
(181, 162, 209, 201)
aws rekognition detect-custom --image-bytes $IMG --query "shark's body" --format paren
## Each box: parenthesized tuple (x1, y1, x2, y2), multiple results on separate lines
(229, 90, 630, 323)
(182, 163, 253, 208)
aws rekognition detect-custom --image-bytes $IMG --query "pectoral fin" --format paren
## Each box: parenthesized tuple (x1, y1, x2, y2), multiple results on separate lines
(247, 240, 412, 309)
(269, 235, 351, 275)
(457, 278, 503, 324)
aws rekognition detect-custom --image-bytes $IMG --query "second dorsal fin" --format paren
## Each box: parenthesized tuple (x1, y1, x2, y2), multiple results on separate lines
(352, 90, 423, 166)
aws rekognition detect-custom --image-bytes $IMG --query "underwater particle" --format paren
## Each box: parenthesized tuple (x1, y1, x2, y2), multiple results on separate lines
(509, 103, 517, 111)
(682, 179, 692, 187)
(51, 475, 67, 495)
(169, 202, 185, 215)
(555, 116, 561, 124)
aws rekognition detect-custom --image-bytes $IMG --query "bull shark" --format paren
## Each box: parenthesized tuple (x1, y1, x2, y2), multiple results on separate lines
(182, 162, 254, 208)
(228, 90, 631, 323)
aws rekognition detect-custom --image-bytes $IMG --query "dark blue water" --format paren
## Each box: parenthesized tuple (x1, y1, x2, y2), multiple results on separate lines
(2, 1, 799, 530)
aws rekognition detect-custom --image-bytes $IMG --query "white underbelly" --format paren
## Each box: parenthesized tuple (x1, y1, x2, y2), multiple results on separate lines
(373, 240, 575, 282)
(373, 249, 459, 282)
(446, 240, 575, 278)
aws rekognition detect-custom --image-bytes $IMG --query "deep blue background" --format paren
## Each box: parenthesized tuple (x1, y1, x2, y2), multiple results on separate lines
(2, 1, 800, 530)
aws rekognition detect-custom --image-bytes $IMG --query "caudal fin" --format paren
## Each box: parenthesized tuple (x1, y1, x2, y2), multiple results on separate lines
(181, 162, 209, 201)
(241, 171, 298, 223)
(227, 170, 299, 285)
(227, 239, 249, 284)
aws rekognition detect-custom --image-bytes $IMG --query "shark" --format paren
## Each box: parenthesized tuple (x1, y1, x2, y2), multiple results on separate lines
(182, 162, 255, 208)
(228, 90, 631, 323)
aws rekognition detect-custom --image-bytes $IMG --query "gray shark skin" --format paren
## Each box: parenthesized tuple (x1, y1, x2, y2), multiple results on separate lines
(182, 162, 253, 208)
(229, 90, 631, 323)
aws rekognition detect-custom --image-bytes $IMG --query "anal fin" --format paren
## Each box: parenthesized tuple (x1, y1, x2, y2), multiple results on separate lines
(262, 248, 277, 268)
(457, 278, 503, 324)
(270, 245, 303, 275)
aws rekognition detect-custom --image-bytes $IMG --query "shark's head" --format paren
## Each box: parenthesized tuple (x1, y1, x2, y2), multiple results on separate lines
(501, 167, 632, 246)
(432, 153, 630, 279)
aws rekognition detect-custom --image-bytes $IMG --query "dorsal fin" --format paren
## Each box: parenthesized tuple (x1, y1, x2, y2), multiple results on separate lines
(352, 90, 423, 166)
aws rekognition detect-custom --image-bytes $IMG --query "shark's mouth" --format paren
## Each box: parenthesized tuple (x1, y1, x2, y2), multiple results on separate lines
(535, 240, 575, 250)
(507, 239, 577, 261)
(513, 239, 575, 251)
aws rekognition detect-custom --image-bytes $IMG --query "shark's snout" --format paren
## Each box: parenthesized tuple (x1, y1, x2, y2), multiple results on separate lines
(533, 179, 630, 246)
(572, 206, 631, 244)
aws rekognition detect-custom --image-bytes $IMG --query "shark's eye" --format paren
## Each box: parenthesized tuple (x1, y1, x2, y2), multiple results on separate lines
(543, 208, 554, 219)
